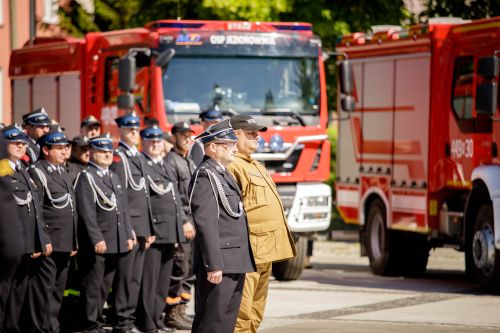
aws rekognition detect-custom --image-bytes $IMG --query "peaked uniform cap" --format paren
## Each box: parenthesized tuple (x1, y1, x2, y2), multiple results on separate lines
(195, 119, 237, 144)
(37, 129, 69, 147)
(22, 107, 51, 126)
(199, 105, 223, 121)
(70, 135, 90, 147)
(140, 126, 164, 140)
(171, 121, 194, 134)
(81, 115, 101, 128)
(89, 133, 114, 151)
(2, 124, 29, 143)
(115, 111, 140, 128)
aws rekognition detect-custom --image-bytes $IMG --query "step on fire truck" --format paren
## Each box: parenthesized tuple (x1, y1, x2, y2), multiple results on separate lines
(10, 20, 332, 280)
(335, 17, 500, 291)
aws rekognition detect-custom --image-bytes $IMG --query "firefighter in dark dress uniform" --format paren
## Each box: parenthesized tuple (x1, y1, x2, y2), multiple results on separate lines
(0, 135, 25, 333)
(188, 119, 255, 333)
(67, 135, 90, 184)
(80, 116, 101, 139)
(75, 134, 134, 333)
(110, 112, 154, 333)
(21, 107, 51, 166)
(164, 121, 197, 330)
(135, 126, 185, 333)
(1, 125, 52, 333)
(28, 129, 78, 333)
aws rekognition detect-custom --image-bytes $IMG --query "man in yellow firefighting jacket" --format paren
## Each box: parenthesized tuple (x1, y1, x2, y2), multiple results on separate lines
(227, 115, 296, 333)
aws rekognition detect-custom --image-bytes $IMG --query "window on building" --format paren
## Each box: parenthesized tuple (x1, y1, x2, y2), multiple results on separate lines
(451, 56, 474, 120)
(0, 68, 3, 123)
(0, 0, 4, 26)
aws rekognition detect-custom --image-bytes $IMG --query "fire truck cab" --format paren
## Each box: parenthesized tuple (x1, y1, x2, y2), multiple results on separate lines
(10, 20, 332, 280)
(335, 17, 500, 290)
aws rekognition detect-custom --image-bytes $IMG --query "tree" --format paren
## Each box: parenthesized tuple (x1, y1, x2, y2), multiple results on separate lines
(420, 0, 500, 21)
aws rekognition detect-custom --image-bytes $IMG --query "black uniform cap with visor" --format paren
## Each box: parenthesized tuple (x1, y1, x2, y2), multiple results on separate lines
(2, 124, 29, 143)
(195, 119, 237, 144)
(81, 115, 101, 128)
(70, 135, 90, 148)
(140, 126, 165, 140)
(23, 107, 51, 127)
(36, 129, 69, 148)
(88, 133, 114, 152)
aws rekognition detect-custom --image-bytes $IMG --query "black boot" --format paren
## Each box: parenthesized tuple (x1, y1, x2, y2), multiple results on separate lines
(164, 305, 191, 331)
(176, 303, 193, 324)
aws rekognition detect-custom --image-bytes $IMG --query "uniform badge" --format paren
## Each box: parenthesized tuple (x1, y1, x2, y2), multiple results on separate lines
(148, 161, 153, 166)
(97, 170, 103, 177)
(215, 165, 222, 172)
(47, 166, 53, 173)
(126, 150, 132, 157)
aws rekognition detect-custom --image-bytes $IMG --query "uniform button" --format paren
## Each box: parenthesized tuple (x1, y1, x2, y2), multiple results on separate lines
(153, 218, 157, 222)
(226, 242, 230, 246)
(118, 222, 121, 225)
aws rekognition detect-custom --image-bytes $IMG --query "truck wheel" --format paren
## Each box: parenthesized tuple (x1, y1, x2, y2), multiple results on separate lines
(272, 235, 307, 281)
(366, 198, 398, 275)
(470, 203, 500, 292)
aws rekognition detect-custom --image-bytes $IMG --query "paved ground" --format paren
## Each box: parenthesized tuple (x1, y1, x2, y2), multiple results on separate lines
(256, 240, 499, 333)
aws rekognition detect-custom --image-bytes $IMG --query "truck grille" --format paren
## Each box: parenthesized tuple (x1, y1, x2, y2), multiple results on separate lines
(277, 184, 297, 217)
(262, 145, 304, 174)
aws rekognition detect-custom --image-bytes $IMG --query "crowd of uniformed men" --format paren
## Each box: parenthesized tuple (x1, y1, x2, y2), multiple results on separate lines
(0, 105, 296, 333)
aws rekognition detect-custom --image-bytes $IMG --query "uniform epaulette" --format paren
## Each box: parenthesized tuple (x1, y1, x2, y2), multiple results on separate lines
(0, 159, 13, 176)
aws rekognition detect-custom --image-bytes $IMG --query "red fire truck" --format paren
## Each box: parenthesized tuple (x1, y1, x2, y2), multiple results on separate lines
(9, 19, 332, 280)
(335, 17, 500, 290)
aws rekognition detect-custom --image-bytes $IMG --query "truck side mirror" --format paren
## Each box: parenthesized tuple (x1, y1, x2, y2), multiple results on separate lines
(477, 56, 499, 78)
(339, 61, 353, 95)
(476, 82, 497, 115)
(156, 48, 175, 68)
(341, 95, 356, 112)
(117, 93, 135, 110)
(119, 56, 136, 92)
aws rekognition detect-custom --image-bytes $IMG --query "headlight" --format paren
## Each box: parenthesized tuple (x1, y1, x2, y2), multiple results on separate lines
(306, 196, 330, 207)
(256, 137, 266, 152)
(269, 134, 284, 152)
(303, 212, 328, 220)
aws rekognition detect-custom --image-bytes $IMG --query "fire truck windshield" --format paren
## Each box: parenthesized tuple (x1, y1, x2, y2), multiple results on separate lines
(162, 56, 320, 125)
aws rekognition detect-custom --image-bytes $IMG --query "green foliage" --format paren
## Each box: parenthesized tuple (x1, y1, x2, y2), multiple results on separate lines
(201, 0, 290, 21)
(420, 0, 500, 21)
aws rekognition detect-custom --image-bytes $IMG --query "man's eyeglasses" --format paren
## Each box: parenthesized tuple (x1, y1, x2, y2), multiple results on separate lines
(214, 142, 237, 149)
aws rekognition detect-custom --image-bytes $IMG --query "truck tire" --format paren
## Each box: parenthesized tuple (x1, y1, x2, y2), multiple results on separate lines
(366, 198, 398, 275)
(469, 203, 500, 292)
(272, 235, 307, 281)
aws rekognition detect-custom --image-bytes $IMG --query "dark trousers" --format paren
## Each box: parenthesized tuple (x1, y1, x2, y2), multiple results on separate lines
(191, 273, 245, 333)
(27, 252, 70, 333)
(110, 238, 145, 328)
(168, 240, 194, 297)
(0, 256, 21, 332)
(0, 276, 11, 333)
(4, 255, 33, 332)
(80, 251, 122, 331)
(136, 243, 175, 330)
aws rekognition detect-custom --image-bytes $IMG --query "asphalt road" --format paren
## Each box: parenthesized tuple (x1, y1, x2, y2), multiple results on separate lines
(257, 240, 499, 333)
